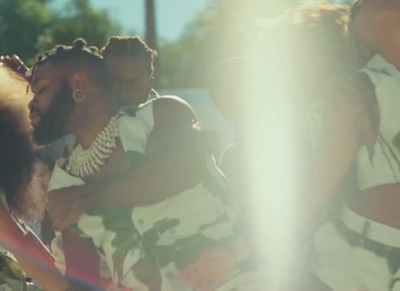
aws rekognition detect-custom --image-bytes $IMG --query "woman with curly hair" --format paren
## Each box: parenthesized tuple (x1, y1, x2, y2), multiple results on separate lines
(309, 0, 400, 290)
(183, 1, 374, 290)
(0, 65, 71, 290)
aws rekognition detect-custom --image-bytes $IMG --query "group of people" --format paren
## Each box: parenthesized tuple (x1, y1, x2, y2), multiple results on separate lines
(1, 0, 400, 290)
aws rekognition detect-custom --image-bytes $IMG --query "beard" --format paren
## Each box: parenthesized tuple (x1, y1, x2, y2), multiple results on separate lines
(33, 80, 75, 145)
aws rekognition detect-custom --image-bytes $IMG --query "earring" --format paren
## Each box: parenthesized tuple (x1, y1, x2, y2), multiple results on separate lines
(72, 89, 85, 102)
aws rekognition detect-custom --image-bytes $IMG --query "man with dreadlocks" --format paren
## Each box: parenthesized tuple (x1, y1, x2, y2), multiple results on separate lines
(28, 38, 259, 291)
(43, 36, 160, 232)
(45, 36, 160, 227)
(101, 36, 158, 107)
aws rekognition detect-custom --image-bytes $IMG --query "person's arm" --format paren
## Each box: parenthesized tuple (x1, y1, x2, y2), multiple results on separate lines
(299, 78, 378, 226)
(47, 97, 209, 231)
(61, 229, 103, 290)
(0, 202, 71, 291)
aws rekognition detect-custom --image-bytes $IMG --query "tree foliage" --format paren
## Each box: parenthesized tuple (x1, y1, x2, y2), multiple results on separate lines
(37, 0, 121, 53)
(159, 0, 298, 89)
(0, 0, 53, 62)
(0, 0, 121, 65)
(0, 0, 353, 88)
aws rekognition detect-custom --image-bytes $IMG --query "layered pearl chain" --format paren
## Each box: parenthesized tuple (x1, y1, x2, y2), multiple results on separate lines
(66, 115, 120, 178)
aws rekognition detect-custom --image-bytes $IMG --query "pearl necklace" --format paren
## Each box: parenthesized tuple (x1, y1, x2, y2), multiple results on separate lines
(66, 115, 120, 178)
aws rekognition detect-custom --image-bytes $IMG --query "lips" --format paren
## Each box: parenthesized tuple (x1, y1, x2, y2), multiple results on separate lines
(29, 111, 40, 127)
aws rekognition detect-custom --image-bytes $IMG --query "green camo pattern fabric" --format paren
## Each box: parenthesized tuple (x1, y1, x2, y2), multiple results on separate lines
(48, 99, 250, 290)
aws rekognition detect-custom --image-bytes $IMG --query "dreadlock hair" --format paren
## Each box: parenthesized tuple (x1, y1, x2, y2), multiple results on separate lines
(101, 36, 157, 78)
(0, 67, 47, 223)
(30, 38, 110, 93)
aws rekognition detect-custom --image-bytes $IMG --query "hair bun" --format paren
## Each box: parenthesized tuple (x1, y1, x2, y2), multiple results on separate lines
(55, 45, 65, 54)
(109, 36, 119, 43)
(73, 38, 87, 50)
(88, 46, 99, 54)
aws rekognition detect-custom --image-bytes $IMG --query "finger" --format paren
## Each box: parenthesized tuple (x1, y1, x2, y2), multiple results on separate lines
(0, 55, 10, 62)
(204, 279, 216, 291)
(192, 267, 214, 290)
(192, 271, 217, 291)
(204, 269, 229, 291)
(193, 278, 205, 291)
(182, 265, 201, 287)
(192, 263, 230, 291)
(193, 277, 216, 291)
(178, 270, 192, 285)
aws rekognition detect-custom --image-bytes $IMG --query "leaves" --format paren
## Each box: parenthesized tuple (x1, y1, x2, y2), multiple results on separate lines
(0, 0, 121, 65)
(158, 0, 298, 89)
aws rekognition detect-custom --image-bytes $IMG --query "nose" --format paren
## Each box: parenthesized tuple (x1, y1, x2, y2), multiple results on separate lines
(121, 83, 132, 95)
(116, 85, 132, 103)
(28, 95, 37, 112)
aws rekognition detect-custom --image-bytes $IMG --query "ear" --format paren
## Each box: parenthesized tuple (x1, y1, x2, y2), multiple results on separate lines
(69, 72, 90, 92)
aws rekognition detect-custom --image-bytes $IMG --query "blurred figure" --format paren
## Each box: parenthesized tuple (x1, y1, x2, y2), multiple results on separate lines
(0, 65, 71, 290)
(184, 2, 365, 289)
(309, 0, 400, 290)
(101, 36, 158, 107)
(231, 1, 367, 289)
(175, 57, 263, 291)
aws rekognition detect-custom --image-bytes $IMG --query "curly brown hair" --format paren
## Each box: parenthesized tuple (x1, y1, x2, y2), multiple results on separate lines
(258, 0, 359, 106)
(0, 66, 46, 223)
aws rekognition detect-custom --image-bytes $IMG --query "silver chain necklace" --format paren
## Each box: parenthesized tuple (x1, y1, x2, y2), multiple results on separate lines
(66, 115, 120, 178)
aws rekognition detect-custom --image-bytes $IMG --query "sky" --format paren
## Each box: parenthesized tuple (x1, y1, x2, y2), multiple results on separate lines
(50, 0, 209, 42)
(51, 0, 349, 43)
(90, 0, 210, 42)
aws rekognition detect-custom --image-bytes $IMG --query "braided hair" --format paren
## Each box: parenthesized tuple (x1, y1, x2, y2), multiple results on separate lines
(29, 38, 110, 92)
(101, 36, 157, 78)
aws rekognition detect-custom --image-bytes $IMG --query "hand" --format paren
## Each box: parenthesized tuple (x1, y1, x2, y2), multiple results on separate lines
(47, 186, 86, 231)
(0, 55, 28, 79)
(178, 248, 236, 291)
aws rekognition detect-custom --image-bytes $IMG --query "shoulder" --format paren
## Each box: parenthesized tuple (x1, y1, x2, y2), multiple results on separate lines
(316, 74, 376, 121)
(120, 95, 199, 130)
(312, 74, 379, 146)
(150, 96, 199, 128)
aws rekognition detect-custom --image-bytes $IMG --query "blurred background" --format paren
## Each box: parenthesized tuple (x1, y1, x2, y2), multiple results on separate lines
(0, 0, 354, 157)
